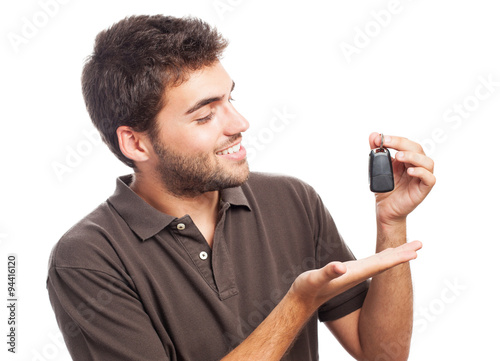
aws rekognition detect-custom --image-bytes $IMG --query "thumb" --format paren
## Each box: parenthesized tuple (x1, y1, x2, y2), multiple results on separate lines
(322, 262, 347, 282)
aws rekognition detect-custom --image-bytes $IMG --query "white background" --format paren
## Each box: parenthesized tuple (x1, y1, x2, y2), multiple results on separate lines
(1, 0, 499, 360)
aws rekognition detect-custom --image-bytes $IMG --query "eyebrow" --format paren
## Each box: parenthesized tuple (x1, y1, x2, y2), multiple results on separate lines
(185, 81, 235, 115)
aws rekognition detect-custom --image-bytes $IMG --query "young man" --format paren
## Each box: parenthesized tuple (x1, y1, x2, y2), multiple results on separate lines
(47, 15, 435, 361)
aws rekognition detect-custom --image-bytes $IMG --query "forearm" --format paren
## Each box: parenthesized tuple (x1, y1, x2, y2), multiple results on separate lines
(221, 291, 315, 361)
(358, 219, 413, 361)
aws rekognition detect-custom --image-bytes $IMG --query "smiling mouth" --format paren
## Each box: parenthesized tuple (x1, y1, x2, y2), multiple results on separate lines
(216, 142, 241, 156)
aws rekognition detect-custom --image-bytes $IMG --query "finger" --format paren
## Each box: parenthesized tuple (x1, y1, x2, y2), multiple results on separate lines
(329, 262, 347, 277)
(369, 133, 424, 154)
(403, 240, 423, 251)
(313, 262, 347, 286)
(407, 167, 437, 188)
(384, 135, 426, 154)
(369, 132, 381, 149)
(388, 240, 423, 262)
(358, 241, 423, 275)
(395, 151, 434, 173)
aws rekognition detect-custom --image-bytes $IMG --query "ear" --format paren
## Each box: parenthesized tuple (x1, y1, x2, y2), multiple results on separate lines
(116, 126, 152, 164)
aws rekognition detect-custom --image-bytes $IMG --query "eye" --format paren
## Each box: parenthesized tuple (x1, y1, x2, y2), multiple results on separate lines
(229, 96, 235, 103)
(196, 112, 214, 124)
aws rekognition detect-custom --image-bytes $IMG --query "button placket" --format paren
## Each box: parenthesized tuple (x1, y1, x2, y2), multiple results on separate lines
(211, 202, 238, 300)
(172, 217, 217, 292)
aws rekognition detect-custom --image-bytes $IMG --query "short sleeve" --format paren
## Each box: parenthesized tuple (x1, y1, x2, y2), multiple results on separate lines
(47, 265, 171, 360)
(311, 192, 370, 322)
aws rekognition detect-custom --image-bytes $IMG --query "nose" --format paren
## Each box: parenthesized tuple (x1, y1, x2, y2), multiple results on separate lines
(222, 102, 249, 136)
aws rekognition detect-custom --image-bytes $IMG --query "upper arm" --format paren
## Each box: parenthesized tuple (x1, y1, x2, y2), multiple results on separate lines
(47, 266, 170, 361)
(324, 308, 365, 361)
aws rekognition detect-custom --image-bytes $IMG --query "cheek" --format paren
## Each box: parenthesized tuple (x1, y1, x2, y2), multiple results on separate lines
(166, 126, 219, 154)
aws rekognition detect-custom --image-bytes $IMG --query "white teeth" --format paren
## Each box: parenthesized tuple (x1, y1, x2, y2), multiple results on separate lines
(217, 143, 241, 156)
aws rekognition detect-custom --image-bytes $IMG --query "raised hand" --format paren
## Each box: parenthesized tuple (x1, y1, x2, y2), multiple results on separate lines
(369, 133, 436, 226)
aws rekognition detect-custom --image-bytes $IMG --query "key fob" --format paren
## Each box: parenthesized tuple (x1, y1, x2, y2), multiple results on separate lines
(369, 147, 394, 193)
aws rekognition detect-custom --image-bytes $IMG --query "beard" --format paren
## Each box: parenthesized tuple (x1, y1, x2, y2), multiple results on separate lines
(152, 136, 249, 198)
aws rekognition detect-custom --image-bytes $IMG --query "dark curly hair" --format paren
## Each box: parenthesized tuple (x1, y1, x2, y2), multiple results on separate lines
(81, 15, 229, 168)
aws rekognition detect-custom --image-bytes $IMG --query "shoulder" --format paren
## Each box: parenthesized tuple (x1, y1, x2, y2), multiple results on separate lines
(242, 172, 322, 217)
(48, 201, 126, 278)
(245, 171, 317, 194)
(244, 171, 319, 201)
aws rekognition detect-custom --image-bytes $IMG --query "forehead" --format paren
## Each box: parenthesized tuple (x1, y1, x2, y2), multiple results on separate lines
(162, 61, 232, 114)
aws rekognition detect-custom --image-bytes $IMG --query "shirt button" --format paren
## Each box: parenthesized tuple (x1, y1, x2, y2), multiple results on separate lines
(176, 223, 186, 230)
(199, 251, 208, 260)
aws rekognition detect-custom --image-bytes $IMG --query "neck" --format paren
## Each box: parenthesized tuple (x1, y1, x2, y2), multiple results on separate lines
(130, 172, 220, 221)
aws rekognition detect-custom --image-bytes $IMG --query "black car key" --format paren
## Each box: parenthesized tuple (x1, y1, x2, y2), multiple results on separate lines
(369, 134, 394, 193)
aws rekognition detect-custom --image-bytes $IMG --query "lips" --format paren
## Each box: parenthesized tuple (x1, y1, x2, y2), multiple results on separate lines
(216, 142, 241, 155)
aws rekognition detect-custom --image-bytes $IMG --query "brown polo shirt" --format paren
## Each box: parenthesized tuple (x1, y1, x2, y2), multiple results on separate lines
(47, 172, 369, 361)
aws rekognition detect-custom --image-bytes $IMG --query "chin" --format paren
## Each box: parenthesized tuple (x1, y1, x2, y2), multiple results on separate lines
(222, 162, 250, 188)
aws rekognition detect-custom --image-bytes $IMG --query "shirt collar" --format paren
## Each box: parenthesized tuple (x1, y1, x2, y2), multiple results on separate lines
(221, 184, 252, 210)
(107, 174, 251, 241)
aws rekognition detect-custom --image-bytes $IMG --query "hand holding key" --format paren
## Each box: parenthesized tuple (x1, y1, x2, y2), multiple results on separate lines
(368, 133, 436, 226)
